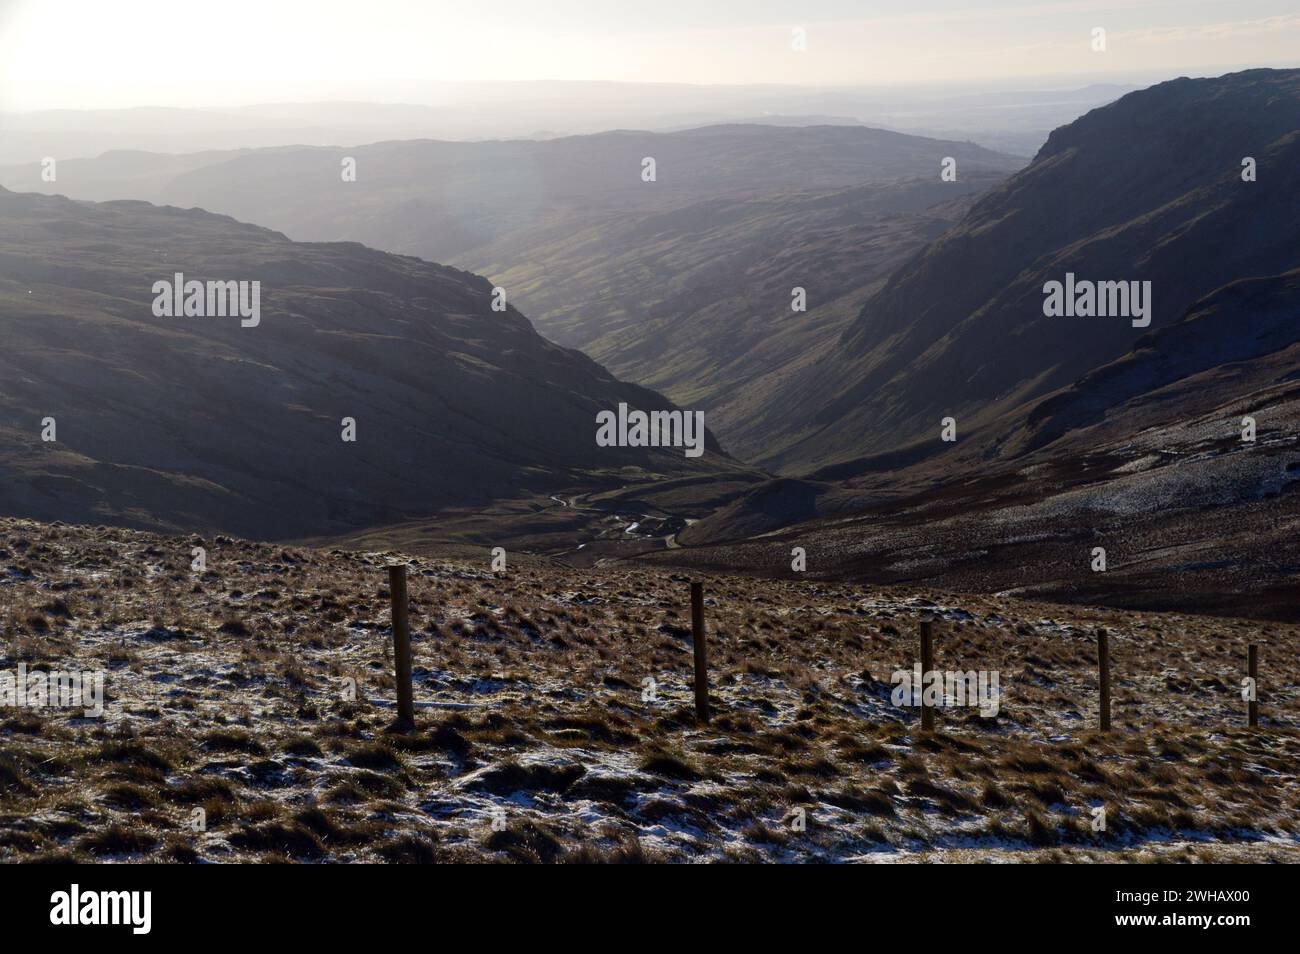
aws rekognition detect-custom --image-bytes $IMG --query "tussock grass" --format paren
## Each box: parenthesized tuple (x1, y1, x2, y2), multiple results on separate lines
(0, 516, 1296, 862)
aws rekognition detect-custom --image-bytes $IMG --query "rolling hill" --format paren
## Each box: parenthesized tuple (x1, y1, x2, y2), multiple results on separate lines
(658, 71, 1300, 619)
(478, 174, 1004, 460)
(665, 276, 1300, 619)
(0, 125, 1022, 459)
(0, 186, 750, 540)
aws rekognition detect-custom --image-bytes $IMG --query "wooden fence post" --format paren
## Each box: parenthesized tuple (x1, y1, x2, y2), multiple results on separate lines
(690, 581, 709, 724)
(1097, 628, 1111, 732)
(388, 563, 414, 729)
(920, 617, 935, 732)
(1248, 643, 1258, 728)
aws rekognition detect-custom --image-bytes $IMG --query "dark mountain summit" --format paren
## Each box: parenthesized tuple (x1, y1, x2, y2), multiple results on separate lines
(762, 68, 1300, 473)
(666, 71, 1300, 619)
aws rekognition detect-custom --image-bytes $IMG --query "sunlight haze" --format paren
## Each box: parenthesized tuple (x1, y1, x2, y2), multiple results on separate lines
(3, 0, 1299, 110)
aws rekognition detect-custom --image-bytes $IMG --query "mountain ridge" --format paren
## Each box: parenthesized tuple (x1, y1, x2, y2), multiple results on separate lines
(758, 68, 1300, 473)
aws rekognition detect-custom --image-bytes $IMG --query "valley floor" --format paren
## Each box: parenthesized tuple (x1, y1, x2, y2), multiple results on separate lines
(0, 517, 1296, 863)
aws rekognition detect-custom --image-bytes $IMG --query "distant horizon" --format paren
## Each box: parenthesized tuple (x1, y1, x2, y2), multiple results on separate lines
(5, 63, 1300, 118)
(4, 0, 1300, 111)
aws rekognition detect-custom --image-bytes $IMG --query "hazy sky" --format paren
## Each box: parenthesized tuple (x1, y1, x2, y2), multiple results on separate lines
(3, 0, 1299, 110)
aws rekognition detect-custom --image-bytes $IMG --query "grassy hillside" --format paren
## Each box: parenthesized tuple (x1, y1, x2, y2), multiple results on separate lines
(0, 187, 749, 540)
(0, 126, 1022, 462)
(478, 176, 1002, 461)
(760, 69, 1300, 473)
(1, 517, 1295, 862)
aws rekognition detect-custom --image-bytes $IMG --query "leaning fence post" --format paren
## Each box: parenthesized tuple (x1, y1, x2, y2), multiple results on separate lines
(1097, 628, 1111, 732)
(388, 563, 414, 729)
(1248, 643, 1258, 728)
(919, 617, 935, 732)
(690, 581, 710, 724)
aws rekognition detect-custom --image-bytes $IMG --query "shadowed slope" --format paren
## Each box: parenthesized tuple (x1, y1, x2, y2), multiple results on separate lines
(0, 188, 746, 539)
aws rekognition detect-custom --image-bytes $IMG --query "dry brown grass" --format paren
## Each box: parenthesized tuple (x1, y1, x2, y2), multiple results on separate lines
(0, 516, 1297, 863)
